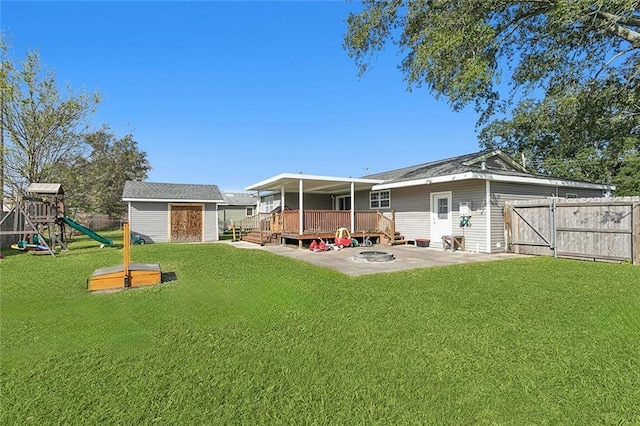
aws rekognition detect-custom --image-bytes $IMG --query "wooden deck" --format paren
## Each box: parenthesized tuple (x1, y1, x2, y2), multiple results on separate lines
(239, 210, 405, 247)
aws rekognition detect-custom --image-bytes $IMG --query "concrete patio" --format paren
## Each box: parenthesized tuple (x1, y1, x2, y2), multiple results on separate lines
(221, 241, 521, 276)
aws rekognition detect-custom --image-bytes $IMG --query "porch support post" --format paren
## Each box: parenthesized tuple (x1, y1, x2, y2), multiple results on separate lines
(258, 189, 262, 244)
(350, 181, 355, 233)
(280, 185, 285, 238)
(299, 179, 304, 248)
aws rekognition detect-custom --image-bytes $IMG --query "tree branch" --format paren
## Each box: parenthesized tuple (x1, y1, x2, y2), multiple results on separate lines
(595, 11, 640, 47)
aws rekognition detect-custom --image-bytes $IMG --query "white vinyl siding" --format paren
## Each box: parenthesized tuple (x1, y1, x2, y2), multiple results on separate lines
(129, 202, 169, 243)
(204, 203, 219, 242)
(449, 180, 489, 252)
(385, 186, 429, 242)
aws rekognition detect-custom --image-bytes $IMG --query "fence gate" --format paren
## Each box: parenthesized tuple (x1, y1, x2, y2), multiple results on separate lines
(505, 197, 640, 265)
(506, 200, 556, 257)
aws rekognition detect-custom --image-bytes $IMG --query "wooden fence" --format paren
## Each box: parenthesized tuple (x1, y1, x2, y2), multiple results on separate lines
(504, 197, 640, 264)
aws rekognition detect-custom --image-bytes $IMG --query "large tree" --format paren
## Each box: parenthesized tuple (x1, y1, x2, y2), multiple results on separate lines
(344, 1, 640, 191)
(68, 129, 151, 217)
(1, 47, 101, 195)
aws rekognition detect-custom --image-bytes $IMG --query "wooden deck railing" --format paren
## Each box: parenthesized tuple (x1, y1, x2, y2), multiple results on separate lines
(276, 210, 394, 236)
(237, 213, 271, 232)
(376, 211, 395, 240)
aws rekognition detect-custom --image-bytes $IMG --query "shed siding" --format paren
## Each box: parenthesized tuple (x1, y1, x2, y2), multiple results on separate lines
(489, 182, 606, 253)
(204, 203, 219, 242)
(130, 202, 169, 243)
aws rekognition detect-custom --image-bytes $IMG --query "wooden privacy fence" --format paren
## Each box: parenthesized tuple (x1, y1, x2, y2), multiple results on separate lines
(504, 197, 640, 264)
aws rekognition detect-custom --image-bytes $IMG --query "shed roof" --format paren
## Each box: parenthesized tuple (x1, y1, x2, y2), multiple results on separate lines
(222, 192, 258, 206)
(122, 181, 224, 202)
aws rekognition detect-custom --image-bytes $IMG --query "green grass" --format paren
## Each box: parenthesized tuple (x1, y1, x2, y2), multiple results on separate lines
(1, 234, 639, 424)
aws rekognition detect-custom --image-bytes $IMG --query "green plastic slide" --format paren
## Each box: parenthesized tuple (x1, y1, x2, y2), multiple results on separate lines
(62, 217, 113, 246)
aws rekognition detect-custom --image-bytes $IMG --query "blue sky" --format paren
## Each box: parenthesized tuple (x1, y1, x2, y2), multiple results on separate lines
(2, 0, 481, 192)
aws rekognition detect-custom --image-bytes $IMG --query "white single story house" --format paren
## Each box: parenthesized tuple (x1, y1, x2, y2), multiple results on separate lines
(245, 150, 615, 252)
(122, 181, 224, 243)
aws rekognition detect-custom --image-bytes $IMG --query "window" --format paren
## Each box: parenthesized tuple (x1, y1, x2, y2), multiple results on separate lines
(336, 196, 351, 210)
(263, 196, 274, 213)
(438, 198, 449, 219)
(246, 207, 254, 216)
(370, 190, 390, 209)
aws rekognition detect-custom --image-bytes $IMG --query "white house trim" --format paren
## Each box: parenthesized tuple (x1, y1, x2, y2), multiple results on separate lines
(298, 179, 303, 235)
(485, 180, 491, 253)
(123, 198, 224, 203)
(372, 172, 614, 191)
(245, 173, 383, 191)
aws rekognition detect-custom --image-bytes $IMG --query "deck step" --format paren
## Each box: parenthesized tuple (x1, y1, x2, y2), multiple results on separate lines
(241, 231, 277, 245)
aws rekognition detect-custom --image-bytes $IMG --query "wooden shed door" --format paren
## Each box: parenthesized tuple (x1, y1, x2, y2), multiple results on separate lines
(171, 205, 203, 242)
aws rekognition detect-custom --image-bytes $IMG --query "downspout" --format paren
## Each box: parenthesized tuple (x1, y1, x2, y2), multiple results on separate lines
(299, 178, 304, 248)
(350, 181, 355, 233)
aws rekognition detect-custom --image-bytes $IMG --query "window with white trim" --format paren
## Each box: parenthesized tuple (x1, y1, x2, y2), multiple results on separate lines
(370, 190, 390, 209)
(263, 196, 274, 213)
(246, 207, 254, 216)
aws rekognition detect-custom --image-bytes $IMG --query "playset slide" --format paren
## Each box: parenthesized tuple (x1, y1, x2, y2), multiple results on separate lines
(62, 217, 113, 246)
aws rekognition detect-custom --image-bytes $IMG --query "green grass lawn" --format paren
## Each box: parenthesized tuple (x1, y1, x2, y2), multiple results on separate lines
(1, 233, 639, 424)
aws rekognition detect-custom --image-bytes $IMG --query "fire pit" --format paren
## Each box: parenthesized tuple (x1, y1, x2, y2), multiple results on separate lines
(353, 251, 395, 262)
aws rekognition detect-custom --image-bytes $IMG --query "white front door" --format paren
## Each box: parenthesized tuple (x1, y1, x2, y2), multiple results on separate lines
(431, 191, 452, 246)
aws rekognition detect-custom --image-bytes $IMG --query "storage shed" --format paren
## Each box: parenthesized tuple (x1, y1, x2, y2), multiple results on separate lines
(122, 181, 224, 243)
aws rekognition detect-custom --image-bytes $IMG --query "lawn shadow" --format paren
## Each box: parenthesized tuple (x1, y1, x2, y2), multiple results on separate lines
(161, 271, 178, 283)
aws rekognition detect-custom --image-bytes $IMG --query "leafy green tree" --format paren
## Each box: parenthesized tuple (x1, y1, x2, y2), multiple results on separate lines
(0, 47, 101, 195)
(479, 70, 640, 194)
(344, 1, 640, 191)
(68, 129, 151, 217)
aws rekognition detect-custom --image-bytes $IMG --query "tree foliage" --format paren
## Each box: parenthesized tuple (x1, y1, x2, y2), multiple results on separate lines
(1, 43, 151, 213)
(1, 48, 101, 194)
(345, 1, 640, 192)
(69, 129, 151, 217)
(479, 68, 640, 194)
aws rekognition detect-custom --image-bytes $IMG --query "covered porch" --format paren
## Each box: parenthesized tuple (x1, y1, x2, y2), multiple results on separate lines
(242, 174, 402, 247)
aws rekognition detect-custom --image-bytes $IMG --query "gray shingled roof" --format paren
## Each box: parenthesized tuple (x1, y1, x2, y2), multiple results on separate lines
(362, 150, 531, 183)
(222, 192, 258, 206)
(122, 181, 224, 202)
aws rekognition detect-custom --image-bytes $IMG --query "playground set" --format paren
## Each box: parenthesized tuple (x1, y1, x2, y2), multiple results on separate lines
(0, 183, 113, 256)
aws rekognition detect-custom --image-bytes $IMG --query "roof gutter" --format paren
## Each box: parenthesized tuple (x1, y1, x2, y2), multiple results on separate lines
(372, 172, 615, 191)
(122, 198, 225, 203)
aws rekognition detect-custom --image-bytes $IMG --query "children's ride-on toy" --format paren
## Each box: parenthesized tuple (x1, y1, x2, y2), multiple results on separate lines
(334, 228, 353, 248)
(130, 233, 146, 245)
